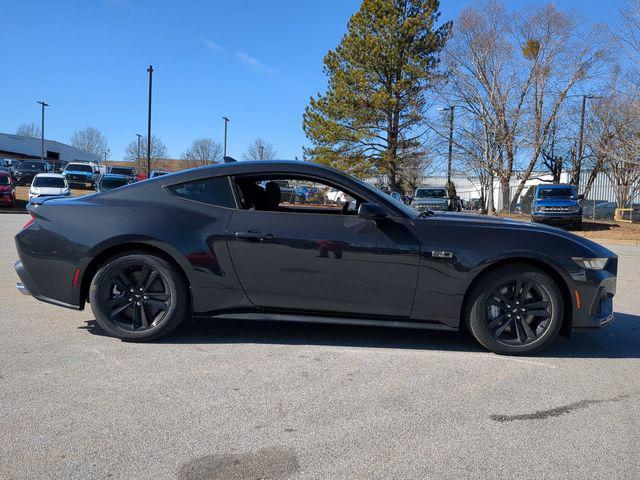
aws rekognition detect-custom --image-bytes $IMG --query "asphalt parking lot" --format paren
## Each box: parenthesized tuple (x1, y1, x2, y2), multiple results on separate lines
(1, 214, 639, 480)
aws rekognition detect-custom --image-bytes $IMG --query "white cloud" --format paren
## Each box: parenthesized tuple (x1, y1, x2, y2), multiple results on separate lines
(201, 38, 223, 52)
(235, 51, 274, 73)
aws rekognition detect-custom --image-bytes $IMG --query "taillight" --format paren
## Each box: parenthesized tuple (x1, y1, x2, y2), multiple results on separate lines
(22, 214, 36, 230)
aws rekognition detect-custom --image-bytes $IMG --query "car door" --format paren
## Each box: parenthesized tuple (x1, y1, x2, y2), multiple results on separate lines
(225, 177, 421, 318)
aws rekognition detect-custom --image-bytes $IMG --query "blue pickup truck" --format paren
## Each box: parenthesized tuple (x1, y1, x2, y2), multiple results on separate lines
(63, 162, 99, 189)
(531, 184, 584, 230)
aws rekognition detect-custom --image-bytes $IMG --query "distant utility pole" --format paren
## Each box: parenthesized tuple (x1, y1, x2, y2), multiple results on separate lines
(37, 101, 49, 162)
(223, 116, 230, 157)
(104, 149, 110, 169)
(259, 145, 265, 160)
(146, 65, 154, 177)
(438, 105, 456, 185)
(573, 95, 602, 185)
(136, 133, 142, 166)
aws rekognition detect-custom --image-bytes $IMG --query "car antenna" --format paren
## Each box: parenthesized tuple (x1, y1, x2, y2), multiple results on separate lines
(223, 156, 237, 163)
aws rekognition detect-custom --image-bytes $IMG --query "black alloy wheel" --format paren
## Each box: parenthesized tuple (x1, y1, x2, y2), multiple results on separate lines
(89, 253, 187, 341)
(484, 278, 552, 346)
(466, 264, 563, 355)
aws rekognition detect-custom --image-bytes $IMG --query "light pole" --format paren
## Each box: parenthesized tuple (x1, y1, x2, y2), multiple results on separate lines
(146, 65, 153, 177)
(37, 101, 49, 162)
(222, 116, 230, 157)
(438, 106, 456, 185)
(259, 144, 264, 160)
(573, 95, 602, 185)
(136, 133, 142, 168)
(104, 149, 110, 169)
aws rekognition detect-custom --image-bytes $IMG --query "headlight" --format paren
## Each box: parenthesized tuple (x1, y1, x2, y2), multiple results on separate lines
(536, 206, 543, 212)
(572, 257, 609, 270)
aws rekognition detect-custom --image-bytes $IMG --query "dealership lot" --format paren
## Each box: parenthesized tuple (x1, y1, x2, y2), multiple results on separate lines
(1, 214, 639, 479)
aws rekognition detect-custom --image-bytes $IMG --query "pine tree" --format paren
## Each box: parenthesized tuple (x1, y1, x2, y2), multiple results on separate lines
(303, 0, 451, 192)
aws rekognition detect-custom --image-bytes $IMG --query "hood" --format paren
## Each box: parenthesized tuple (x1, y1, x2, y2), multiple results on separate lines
(418, 212, 614, 258)
(534, 198, 578, 207)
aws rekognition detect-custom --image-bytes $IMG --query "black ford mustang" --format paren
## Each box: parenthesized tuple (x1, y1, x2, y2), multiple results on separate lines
(14, 161, 617, 354)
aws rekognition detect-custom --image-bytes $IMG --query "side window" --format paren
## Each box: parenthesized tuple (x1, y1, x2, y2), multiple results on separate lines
(234, 176, 361, 214)
(168, 176, 236, 208)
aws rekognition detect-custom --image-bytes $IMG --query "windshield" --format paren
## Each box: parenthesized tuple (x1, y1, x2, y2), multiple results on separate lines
(416, 188, 447, 199)
(537, 187, 575, 198)
(21, 162, 46, 171)
(66, 164, 93, 173)
(110, 167, 133, 175)
(100, 178, 128, 190)
(33, 176, 67, 188)
(0, 176, 10, 185)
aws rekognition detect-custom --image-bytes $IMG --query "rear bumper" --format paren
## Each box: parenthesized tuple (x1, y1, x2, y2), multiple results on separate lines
(14, 260, 80, 310)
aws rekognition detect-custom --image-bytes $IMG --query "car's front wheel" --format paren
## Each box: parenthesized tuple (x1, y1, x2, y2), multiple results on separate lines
(89, 252, 188, 341)
(466, 264, 564, 355)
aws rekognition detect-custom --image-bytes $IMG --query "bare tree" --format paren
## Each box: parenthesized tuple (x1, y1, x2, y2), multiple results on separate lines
(70, 127, 109, 156)
(591, 93, 640, 207)
(509, 5, 608, 207)
(16, 123, 41, 138)
(181, 138, 223, 168)
(443, 1, 607, 211)
(243, 138, 278, 160)
(124, 135, 168, 172)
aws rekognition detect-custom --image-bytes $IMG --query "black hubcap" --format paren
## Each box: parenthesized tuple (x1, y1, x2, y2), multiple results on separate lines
(100, 263, 171, 331)
(484, 278, 552, 346)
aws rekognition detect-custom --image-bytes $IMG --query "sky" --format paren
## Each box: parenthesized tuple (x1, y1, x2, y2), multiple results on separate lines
(0, 0, 626, 161)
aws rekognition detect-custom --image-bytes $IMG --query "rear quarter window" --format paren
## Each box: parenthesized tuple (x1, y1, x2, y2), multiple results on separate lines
(168, 176, 236, 208)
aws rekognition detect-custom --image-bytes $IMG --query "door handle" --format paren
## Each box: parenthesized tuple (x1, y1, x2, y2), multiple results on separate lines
(234, 231, 276, 241)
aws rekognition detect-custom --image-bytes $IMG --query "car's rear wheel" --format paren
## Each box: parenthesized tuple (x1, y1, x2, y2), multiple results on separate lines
(89, 252, 188, 341)
(466, 264, 563, 355)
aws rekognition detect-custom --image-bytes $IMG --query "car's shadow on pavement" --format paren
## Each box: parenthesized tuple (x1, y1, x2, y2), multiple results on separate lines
(80, 311, 640, 358)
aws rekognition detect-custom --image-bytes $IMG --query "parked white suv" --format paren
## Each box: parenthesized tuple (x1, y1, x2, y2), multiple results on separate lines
(29, 173, 70, 200)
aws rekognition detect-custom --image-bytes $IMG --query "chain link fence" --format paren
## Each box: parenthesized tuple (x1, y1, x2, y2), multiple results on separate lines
(420, 171, 639, 222)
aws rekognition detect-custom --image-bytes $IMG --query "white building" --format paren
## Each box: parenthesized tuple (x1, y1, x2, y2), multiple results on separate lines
(0, 133, 100, 164)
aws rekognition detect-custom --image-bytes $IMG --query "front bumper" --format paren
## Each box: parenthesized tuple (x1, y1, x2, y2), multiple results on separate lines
(571, 259, 617, 329)
(532, 213, 582, 224)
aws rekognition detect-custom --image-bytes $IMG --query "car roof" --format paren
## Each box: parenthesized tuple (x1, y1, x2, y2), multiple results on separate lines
(536, 184, 574, 189)
(417, 185, 446, 189)
(101, 174, 129, 179)
(34, 173, 65, 178)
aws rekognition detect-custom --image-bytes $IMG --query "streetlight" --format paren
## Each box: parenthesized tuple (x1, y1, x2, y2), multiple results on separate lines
(136, 133, 142, 168)
(259, 144, 264, 160)
(438, 105, 456, 185)
(222, 116, 230, 157)
(37, 101, 49, 162)
(104, 149, 110, 169)
(146, 65, 154, 177)
(574, 94, 603, 185)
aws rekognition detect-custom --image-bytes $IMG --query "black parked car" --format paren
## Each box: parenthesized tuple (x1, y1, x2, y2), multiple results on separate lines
(13, 160, 51, 185)
(14, 161, 617, 355)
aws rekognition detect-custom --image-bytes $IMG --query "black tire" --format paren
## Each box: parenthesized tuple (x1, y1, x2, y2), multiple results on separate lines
(574, 219, 583, 231)
(89, 252, 188, 341)
(465, 264, 563, 355)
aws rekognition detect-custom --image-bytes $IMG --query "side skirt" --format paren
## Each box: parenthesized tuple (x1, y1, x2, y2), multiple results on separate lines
(199, 312, 457, 331)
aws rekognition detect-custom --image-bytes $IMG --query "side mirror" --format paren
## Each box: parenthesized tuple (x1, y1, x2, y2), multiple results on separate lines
(578, 194, 585, 200)
(358, 202, 387, 220)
